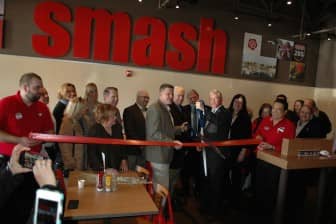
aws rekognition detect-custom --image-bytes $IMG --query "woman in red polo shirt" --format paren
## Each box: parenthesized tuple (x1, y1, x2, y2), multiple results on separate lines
(254, 99, 295, 220)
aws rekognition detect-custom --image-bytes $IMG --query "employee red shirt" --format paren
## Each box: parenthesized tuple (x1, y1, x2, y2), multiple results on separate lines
(0, 91, 54, 156)
(255, 116, 295, 152)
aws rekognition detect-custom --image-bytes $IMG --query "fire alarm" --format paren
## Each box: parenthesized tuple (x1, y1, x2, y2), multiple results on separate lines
(125, 70, 132, 77)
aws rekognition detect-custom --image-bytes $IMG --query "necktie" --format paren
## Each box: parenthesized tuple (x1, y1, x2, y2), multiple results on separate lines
(191, 105, 198, 136)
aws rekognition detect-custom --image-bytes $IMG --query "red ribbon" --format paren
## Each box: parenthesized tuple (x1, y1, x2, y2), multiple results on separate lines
(29, 133, 261, 148)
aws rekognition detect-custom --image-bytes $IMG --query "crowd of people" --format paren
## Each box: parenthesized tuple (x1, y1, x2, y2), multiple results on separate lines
(0, 72, 333, 223)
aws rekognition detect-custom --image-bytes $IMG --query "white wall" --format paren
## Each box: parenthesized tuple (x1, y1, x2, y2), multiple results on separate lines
(0, 54, 334, 137)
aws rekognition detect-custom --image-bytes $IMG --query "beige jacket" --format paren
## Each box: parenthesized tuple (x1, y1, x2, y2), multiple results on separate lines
(59, 117, 84, 170)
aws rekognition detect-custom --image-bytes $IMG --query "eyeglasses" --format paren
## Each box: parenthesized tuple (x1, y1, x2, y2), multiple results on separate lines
(139, 96, 150, 100)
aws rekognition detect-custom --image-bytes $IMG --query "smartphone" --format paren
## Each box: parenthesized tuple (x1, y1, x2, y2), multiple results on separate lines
(19, 151, 47, 169)
(33, 188, 64, 224)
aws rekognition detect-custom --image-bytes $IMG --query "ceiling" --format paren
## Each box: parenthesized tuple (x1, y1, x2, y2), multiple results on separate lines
(162, 0, 336, 39)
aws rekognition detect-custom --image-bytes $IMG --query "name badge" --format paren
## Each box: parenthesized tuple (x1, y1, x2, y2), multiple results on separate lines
(264, 126, 270, 131)
(15, 112, 23, 120)
(277, 127, 285, 133)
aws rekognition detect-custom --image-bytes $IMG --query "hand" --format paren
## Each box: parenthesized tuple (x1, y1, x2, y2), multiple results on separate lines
(8, 144, 32, 175)
(180, 122, 189, 132)
(195, 101, 204, 111)
(257, 142, 273, 151)
(237, 149, 247, 163)
(19, 137, 42, 147)
(173, 140, 183, 150)
(120, 160, 128, 172)
(33, 159, 56, 187)
(196, 147, 203, 152)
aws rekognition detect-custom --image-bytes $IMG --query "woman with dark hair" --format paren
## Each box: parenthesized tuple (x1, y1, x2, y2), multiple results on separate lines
(227, 94, 252, 207)
(252, 103, 272, 135)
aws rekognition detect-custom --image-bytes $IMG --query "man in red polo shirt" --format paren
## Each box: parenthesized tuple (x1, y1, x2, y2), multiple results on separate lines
(0, 72, 54, 223)
(0, 73, 54, 156)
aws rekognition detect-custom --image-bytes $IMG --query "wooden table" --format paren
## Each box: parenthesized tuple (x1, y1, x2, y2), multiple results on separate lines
(64, 171, 158, 221)
(257, 139, 336, 224)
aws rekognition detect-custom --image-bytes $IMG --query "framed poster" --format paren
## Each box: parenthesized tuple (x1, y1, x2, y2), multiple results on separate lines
(289, 61, 305, 81)
(243, 32, 262, 56)
(242, 54, 277, 79)
(293, 43, 306, 62)
(276, 39, 294, 61)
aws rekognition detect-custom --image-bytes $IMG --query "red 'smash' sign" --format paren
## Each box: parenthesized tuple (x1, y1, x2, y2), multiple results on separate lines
(32, 2, 228, 75)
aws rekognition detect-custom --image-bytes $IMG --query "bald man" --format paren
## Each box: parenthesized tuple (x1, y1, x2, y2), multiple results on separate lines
(123, 90, 150, 169)
(304, 98, 332, 138)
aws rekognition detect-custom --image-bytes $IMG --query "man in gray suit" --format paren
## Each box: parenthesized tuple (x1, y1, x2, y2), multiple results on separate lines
(146, 83, 187, 189)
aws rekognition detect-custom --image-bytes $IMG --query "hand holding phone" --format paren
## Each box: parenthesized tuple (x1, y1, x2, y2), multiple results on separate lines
(33, 189, 64, 224)
(8, 144, 32, 175)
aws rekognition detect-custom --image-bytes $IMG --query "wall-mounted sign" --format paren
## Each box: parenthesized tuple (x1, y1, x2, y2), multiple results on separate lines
(276, 39, 294, 61)
(32, 2, 228, 75)
(293, 43, 306, 62)
(243, 32, 262, 56)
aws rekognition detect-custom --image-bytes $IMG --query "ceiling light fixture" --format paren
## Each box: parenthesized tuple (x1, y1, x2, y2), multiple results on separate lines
(175, 4, 180, 8)
(234, 16, 239, 20)
(138, 0, 142, 2)
(268, 23, 272, 27)
(286, 1, 292, 5)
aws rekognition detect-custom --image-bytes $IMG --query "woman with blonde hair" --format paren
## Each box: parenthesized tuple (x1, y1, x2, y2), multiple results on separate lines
(59, 97, 88, 170)
(84, 82, 100, 128)
(87, 104, 128, 171)
(53, 83, 77, 134)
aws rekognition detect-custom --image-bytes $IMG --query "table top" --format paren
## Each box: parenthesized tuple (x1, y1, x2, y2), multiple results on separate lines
(257, 150, 336, 170)
(64, 171, 158, 221)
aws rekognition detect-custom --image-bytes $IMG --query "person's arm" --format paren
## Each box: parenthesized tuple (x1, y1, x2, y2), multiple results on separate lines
(0, 145, 32, 209)
(0, 130, 41, 147)
(33, 159, 56, 187)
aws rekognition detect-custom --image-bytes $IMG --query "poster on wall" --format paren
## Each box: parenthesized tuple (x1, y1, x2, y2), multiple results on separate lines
(289, 61, 305, 81)
(243, 32, 262, 56)
(293, 43, 306, 62)
(276, 39, 294, 61)
(242, 54, 277, 79)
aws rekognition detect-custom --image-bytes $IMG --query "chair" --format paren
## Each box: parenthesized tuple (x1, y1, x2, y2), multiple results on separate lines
(136, 165, 154, 196)
(113, 184, 175, 224)
(152, 184, 174, 224)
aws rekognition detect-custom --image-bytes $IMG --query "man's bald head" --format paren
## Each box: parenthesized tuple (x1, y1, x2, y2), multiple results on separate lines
(174, 86, 185, 105)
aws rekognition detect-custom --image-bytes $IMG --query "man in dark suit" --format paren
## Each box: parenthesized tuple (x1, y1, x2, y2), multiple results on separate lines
(304, 98, 332, 138)
(146, 84, 186, 189)
(197, 89, 231, 222)
(123, 90, 150, 170)
(170, 86, 188, 197)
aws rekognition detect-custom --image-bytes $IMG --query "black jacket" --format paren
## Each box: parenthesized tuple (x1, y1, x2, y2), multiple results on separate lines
(296, 119, 324, 138)
(170, 103, 188, 169)
(228, 112, 252, 158)
(123, 103, 146, 155)
(87, 123, 126, 170)
(53, 101, 67, 134)
(314, 110, 332, 138)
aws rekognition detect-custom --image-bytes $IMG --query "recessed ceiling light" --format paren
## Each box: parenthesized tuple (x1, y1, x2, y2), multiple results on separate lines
(175, 4, 180, 8)
(268, 23, 272, 27)
(286, 1, 292, 5)
(306, 32, 311, 36)
(327, 37, 332, 41)
(138, 0, 142, 2)
(234, 16, 239, 20)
